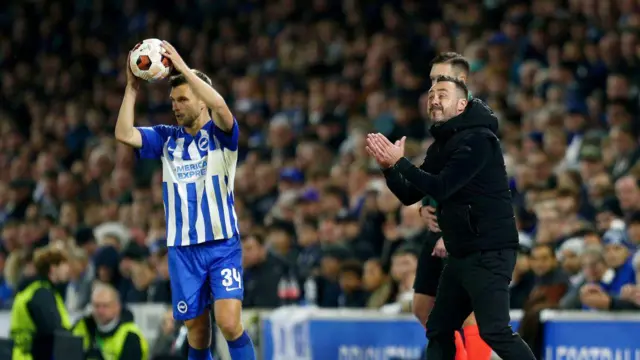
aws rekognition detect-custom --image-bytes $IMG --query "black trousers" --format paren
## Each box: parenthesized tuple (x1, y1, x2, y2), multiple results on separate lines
(425, 249, 536, 360)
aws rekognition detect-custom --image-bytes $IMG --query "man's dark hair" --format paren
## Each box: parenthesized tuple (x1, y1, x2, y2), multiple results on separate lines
(243, 232, 266, 246)
(393, 244, 419, 258)
(170, 69, 213, 88)
(339, 259, 364, 279)
(531, 243, 555, 258)
(430, 52, 470, 76)
(432, 75, 469, 100)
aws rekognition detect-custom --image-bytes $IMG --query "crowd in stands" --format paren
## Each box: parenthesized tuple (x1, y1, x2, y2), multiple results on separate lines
(1, 0, 640, 357)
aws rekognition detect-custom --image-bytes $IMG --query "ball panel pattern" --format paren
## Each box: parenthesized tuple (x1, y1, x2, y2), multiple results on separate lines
(129, 38, 172, 82)
(136, 55, 152, 71)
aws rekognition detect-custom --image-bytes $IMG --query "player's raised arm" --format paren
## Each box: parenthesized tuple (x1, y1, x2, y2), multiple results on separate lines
(161, 41, 235, 132)
(115, 52, 144, 148)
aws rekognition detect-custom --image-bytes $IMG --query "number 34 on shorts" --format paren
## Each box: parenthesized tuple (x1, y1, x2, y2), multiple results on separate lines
(221, 268, 242, 291)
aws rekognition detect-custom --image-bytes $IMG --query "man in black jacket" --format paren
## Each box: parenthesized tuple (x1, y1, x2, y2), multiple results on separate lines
(366, 76, 536, 360)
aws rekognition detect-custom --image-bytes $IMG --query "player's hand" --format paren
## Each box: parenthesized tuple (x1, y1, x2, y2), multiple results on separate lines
(366, 133, 405, 169)
(161, 41, 189, 74)
(126, 51, 140, 91)
(419, 205, 440, 232)
(431, 237, 447, 258)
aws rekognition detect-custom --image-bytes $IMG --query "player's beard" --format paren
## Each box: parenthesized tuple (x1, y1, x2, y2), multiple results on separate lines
(177, 114, 197, 128)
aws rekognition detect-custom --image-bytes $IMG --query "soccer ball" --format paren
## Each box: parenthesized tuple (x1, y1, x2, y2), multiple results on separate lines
(129, 38, 172, 82)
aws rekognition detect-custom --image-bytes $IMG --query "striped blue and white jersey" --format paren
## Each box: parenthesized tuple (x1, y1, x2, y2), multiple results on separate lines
(136, 120, 239, 247)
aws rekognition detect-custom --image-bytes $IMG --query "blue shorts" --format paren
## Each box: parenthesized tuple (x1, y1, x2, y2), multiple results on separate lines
(168, 234, 243, 321)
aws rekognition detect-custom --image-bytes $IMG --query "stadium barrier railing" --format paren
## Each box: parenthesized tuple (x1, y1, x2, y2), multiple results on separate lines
(1, 306, 639, 360)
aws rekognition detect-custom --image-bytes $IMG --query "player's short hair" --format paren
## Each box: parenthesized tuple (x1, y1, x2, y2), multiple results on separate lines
(170, 69, 213, 88)
(33, 245, 68, 278)
(430, 52, 471, 76)
(432, 75, 469, 100)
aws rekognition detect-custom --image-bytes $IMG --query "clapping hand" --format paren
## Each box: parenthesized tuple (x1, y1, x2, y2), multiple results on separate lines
(620, 284, 640, 304)
(366, 133, 405, 169)
(580, 284, 611, 310)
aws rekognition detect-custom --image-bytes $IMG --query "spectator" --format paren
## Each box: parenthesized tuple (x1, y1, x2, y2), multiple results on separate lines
(148, 247, 171, 304)
(151, 309, 189, 359)
(335, 211, 374, 261)
(627, 212, 640, 246)
(602, 228, 637, 289)
(264, 220, 297, 266)
(578, 250, 640, 311)
(381, 245, 417, 314)
(0, 248, 12, 308)
(510, 247, 536, 310)
(337, 259, 368, 308)
(127, 261, 156, 303)
(65, 246, 92, 312)
(314, 246, 351, 308)
(561, 246, 612, 309)
(295, 218, 322, 281)
(72, 283, 147, 360)
(519, 244, 570, 358)
(363, 258, 396, 309)
(242, 233, 292, 309)
(556, 237, 586, 287)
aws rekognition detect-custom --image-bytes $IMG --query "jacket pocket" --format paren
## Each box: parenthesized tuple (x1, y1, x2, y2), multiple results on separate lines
(440, 204, 479, 237)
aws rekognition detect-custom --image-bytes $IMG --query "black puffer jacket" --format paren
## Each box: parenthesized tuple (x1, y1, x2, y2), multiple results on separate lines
(383, 98, 519, 256)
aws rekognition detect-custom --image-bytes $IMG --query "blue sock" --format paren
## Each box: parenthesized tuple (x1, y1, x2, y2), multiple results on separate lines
(227, 331, 256, 360)
(188, 345, 213, 360)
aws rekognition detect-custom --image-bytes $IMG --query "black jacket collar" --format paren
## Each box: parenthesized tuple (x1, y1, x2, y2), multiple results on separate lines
(429, 98, 499, 142)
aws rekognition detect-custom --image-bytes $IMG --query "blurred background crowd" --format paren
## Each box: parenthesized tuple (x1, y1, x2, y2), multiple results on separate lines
(1, 0, 640, 358)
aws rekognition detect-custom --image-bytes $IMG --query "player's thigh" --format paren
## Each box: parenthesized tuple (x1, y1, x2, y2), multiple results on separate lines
(168, 245, 210, 321)
(412, 293, 435, 325)
(425, 262, 472, 336)
(462, 250, 516, 334)
(184, 310, 213, 346)
(414, 241, 443, 297)
(208, 235, 244, 301)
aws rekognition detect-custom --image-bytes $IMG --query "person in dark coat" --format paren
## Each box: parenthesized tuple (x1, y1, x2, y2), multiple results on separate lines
(366, 76, 535, 360)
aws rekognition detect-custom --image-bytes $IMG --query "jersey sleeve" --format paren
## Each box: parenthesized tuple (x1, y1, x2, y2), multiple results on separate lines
(211, 118, 239, 151)
(135, 125, 172, 159)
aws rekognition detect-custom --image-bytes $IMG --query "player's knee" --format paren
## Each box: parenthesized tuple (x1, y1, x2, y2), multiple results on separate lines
(216, 313, 242, 340)
(412, 294, 434, 326)
(214, 299, 244, 340)
(185, 313, 212, 348)
(412, 302, 429, 326)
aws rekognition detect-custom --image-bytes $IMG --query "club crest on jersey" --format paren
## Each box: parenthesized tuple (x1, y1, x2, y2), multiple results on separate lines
(198, 134, 210, 152)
